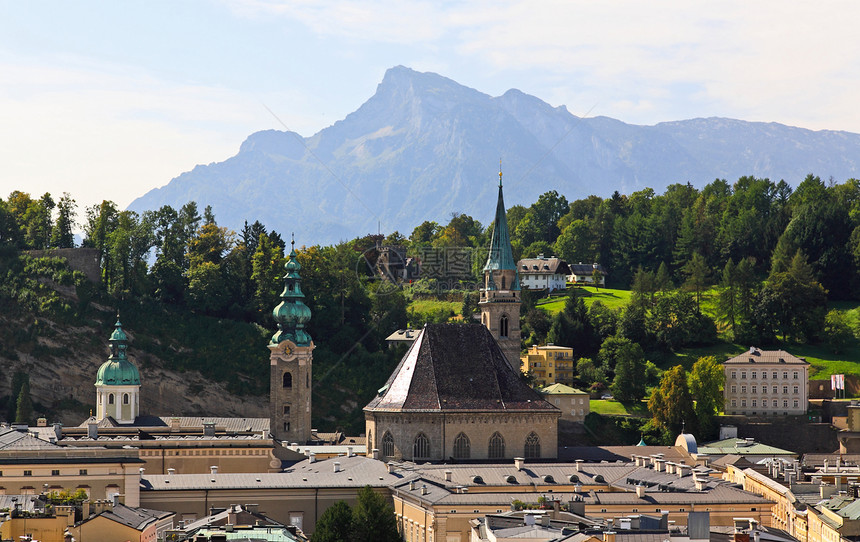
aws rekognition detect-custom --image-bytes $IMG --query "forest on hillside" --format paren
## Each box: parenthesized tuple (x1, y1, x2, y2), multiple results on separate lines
(1, 173, 859, 436)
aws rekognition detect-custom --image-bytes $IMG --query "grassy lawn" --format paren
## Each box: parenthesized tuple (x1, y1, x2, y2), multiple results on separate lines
(536, 286, 633, 313)
(590, 399, 649, 417)
(408, 299, 460, 315)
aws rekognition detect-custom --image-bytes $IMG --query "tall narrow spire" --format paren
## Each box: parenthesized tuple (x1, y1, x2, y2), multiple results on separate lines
(483, 167, 517, 274)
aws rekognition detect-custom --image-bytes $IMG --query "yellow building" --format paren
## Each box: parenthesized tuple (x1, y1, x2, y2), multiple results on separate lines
(521, 345, 575, 387)
(70, 503, 174, 542)
(0, 505, 75, 542)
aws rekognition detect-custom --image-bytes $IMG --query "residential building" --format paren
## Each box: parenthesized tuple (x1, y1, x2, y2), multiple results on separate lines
(696, 437, 798, 464)
(541, 383, 590, 422)
(568, 263, 607, 286)
(521, 345, 575, 387)
(517, 255, 571, 292)
(723, 347, 810, 416)
(70, 503, 175, 542)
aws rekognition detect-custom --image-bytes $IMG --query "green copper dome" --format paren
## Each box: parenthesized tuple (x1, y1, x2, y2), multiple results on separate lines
(271, 241, 312, 346)
(95, 318, 140, 386)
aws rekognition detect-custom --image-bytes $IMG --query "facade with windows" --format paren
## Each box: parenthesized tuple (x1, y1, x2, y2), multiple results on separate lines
(540, 383, 590, 422)
(521, 345, 575, 386)
(364, 324, 560, 461)
(723, 347, 809, 416)
(517, 256, 570, 292)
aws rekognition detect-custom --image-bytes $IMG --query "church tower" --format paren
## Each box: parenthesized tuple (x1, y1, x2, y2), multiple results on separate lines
(95, 316, 140, 424)
(479, 168, 522, 370)
(269, 239, 314, 444)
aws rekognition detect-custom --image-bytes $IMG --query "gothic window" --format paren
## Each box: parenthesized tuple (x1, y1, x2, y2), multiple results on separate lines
(501, 275, 506, 289)
(382, 432, 395, 458)
(108, 394, 114, 405)
(283, 422, 290, 432)
(500, 315, 509, 338)
(488, 432, 505, 459)
(283, 372, 292, 388)
(413, 433, 430, 459)
(123, 393, 129, 405)
(453, 433, 471, 459)
(524, 432, 541, 459)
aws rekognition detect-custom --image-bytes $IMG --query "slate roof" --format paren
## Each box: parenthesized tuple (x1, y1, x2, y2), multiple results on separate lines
(569, 264, 607, 276)
(0, 428, 60, 450)
(518, 257, 571, 276)
(78, 415, 269, 432)
(364, 324, 558, 412)
(95, 504, 173, 531)
(724, 348, 808, 365)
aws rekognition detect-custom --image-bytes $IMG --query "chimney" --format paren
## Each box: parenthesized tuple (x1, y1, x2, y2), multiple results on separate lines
(540, 514, 550, 526)
(575, 459, 583, 472)
(824, 459, 829, 473)
(333, 462, 341, 473)
(203, 422, 216, 437)
(372, 448, 380, 460)
(170, 417, 181, 431)
(694, 477, 706, 491)
(37, 417, 47, 427)
(139, 468, 145, 477)
(636, 484, 645, 498)
(308, 452, 316, 463)
(445, 470, 452, 482)
(515, 458, 525, 471)
(87, 422, 98, 439)
(111, 493, 119, 507)
(53, 423, 63, 441)
(167, 468, 176, 475)
(210, 466, 218, 475)
(421, 485, 428, 495)
(386, 463, 394, 474)
(347, 446, 354, 458)
(660, 511, 669, 530)
(655, 459, 665, 472)
(409, 481, 416, 490)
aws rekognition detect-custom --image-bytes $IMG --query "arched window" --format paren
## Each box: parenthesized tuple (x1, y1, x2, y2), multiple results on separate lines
(413, 433, 430, 459)
(488, 432, 505, 459)
(122, 393, 129, 405)
(453, 432, 471, 459)
(501, 274, 506, 289)
(500, 315, 509, 338)
(108, 394, 115, 405)
(283, 421, 290, 432)
(283, 372, 292, 388)
(382, 432, 395, 458)
(524, 432, 541, 459)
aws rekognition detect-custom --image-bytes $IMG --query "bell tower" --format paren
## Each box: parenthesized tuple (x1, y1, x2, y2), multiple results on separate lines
(479, 167, 521, 370)
(95, 316, 141, 424)
(269, 238, 314, 444)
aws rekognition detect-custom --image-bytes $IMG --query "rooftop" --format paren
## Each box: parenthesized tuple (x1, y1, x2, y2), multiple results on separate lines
(724, 348, 808, 366)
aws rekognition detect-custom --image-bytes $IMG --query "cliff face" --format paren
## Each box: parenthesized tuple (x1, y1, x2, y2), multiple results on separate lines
(0, 304, 268, 427)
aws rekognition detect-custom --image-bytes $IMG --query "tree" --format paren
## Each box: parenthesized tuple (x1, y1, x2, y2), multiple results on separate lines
(351, 485, 400, 542)
(682, 252, 710, 310)
(311, 500, 353, 542)
(754, 250, 827, 342)
(50, 192, 76, 248)
(716, 259, 737, 337)
(608, 340, 647, 403)
(824, 310, 853, 354)
(688, 356, 724, 438)
(648, 365, 695, 437)
(461, 292, 477, 319)
(251, 233, 285, 314)
(655, 262, 672, 292)
(15, 380, 33, 424)
(576, 358, 606, 387)
(7, 371, 28, 423)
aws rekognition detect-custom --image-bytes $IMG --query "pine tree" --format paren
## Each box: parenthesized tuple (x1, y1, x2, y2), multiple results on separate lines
(351, 485, 400, 542)
(15, 380, 33, 425)
(311, 500, 353, 542)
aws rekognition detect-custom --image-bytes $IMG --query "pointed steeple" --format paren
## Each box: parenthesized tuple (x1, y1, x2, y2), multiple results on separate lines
(483, 164, 518, 277)
(271, 236, 312, 346)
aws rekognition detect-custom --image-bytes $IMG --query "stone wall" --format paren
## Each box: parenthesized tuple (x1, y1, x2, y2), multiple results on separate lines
(25, 247, 101, 283)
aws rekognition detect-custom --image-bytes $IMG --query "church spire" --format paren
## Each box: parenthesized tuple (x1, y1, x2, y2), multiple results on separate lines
(271, 237, 312, 346)
(483, 164, 518, 276)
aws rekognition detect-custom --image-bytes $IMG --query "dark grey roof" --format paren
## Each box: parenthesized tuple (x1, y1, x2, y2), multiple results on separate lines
(78, 416, 269, 432)
(517, 257, 571, 276)
(95, 504, 173, 530)
(0, 429, 60, 450)
(569, 264, 607, 275)
(365, 324, 557, 412)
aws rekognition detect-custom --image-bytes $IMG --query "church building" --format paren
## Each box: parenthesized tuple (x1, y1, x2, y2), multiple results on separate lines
(364, 171, 560, 461)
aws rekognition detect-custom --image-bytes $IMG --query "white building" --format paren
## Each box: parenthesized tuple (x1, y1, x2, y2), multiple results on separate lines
(724, 347, 809, 416)
(517, 255, 570, 292)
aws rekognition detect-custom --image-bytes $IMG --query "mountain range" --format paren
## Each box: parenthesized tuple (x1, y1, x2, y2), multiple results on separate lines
(128, 66, 860, 245)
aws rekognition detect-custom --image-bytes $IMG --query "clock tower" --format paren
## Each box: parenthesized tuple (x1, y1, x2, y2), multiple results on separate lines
(269, 239, 314, 444)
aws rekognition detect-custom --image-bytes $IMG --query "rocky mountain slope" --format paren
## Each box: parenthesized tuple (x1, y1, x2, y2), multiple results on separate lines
(128, 65, 860, 245)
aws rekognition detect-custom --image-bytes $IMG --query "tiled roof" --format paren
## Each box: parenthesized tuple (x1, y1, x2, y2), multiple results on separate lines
(364, 324, 558, 412)
(724, 349, 808, 365)
(699, 439, 796, 456)
(96, 504, 173, 530)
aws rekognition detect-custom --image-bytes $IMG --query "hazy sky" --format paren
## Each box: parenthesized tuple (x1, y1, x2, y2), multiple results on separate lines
(2, 1, 859, 217)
